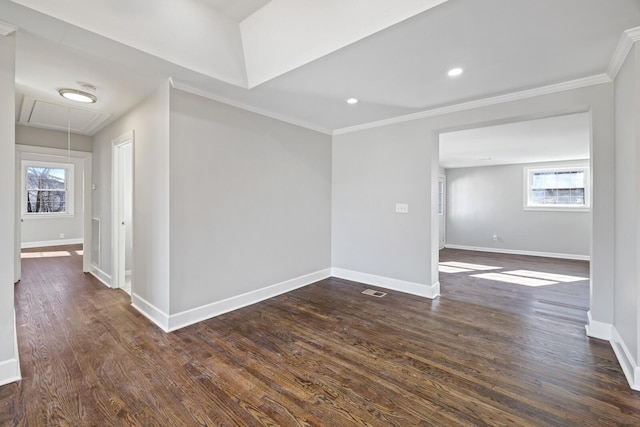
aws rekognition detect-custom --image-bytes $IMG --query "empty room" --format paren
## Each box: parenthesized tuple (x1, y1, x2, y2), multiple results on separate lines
(2, 0, 640, 425)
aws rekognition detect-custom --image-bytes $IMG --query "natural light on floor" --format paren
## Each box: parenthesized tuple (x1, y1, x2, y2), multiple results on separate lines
(471, 272, 558, 287)
(439, 261, 502, 271)
(21, 250, 72, 259)
(439, 261, 588, 287)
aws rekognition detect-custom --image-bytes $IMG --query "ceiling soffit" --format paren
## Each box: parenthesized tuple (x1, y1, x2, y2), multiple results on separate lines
(9, 0, 447, 89)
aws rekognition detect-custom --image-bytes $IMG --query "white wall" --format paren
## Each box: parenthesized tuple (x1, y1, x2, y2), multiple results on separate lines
(16, 125, 93, 152)
(613, 42, 640, 390)
(18, 148, 85, 247)
(92, 83, 171, 317)
(332, 83, 614, 329)
(446, 160, 590, 258)
(0, 33, 20, 386)
(169, 88, 332, 314)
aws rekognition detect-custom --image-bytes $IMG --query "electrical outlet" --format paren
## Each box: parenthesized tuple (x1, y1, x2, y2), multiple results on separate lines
(492, 234, 498, 241)
(395, 203, 409, 214)
(59, 233, 65, 239)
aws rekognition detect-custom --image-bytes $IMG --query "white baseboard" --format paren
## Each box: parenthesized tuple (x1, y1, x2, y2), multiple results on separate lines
(331, 268, 440, 299)
(585, 310, 612, 341)
(0, 317, 21, 386)
(611, 326, 640, 391)
(166, 268, 332, 332)
(131, 293, 171, 332)
(21, 238, 84, 249)
(444, 244, 590, 261)
(90, 266, 112, 288)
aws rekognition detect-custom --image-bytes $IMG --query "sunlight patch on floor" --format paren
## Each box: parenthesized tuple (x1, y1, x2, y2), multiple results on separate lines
(438, 265, 473, 273)
(503, 270, 587, 282)
(439, 261, 502, 273)
(472, 272, 557, 287)
(21, 251, 72, 259)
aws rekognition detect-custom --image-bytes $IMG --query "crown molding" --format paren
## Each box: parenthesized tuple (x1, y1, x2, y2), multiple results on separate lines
(169, 78, 333, 136)
(0, 20, 17, 36)
(333, 74, 611, 135)
(607, 26, 640, 80)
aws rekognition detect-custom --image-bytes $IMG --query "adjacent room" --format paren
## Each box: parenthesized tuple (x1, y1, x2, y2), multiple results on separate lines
(1, 0, 640, 425)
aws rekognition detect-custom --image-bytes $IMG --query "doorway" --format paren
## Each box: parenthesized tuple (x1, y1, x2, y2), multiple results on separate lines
(112, 132, 134, 295)
(14, 145, 93, 282)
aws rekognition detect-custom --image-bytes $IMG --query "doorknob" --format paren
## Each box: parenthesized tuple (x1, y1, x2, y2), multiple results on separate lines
(121, 221, 125, 225)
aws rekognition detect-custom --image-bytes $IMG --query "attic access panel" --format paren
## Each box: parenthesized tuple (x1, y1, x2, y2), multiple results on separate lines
(19, 97, 110, 135)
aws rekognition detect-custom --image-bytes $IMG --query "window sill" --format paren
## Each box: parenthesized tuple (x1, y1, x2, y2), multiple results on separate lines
(524, 206, 590, 213)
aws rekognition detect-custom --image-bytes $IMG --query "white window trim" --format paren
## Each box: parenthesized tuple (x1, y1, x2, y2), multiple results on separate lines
(22, 159, 75, 219)
(523, 165, 590, 212)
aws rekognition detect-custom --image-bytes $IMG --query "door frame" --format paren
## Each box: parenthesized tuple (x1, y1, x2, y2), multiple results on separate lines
(438, 175, 446, 249)
(15, 144, 93, 280)
(111, 131, 134, 290)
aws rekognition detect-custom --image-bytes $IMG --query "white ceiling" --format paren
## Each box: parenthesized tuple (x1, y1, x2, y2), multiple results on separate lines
(205, 0, 271, 22)
(2, 0, 640, 135)
(439, 113, 590, 169)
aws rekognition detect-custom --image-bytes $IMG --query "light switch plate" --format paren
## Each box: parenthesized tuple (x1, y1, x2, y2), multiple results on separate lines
(395, 203, 409, 213)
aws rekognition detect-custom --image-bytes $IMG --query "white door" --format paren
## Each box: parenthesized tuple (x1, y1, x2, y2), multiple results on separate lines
(112, 132, 134, 294)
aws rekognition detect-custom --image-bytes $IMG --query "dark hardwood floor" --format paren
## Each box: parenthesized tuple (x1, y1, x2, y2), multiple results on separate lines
(1, 245, 639, 426)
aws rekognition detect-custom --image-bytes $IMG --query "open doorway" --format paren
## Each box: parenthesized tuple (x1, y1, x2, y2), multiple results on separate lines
(112, 132, 134, 295)
(15, 145, 93, 281)
(437, 112, 591, 298)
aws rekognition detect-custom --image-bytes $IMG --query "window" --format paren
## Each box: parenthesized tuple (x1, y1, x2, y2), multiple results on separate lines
(22, 160, 74, 217)
(524, 166, 589, 211)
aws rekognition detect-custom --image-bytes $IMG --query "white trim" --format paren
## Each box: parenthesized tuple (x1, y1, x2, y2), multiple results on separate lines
(333, 74, 611, 135)
(166, 269, 332, 332)
(0, 357, 21, 387)
(585, 310, 612, 341)
(21, 238, 83, 249)
(131, 294, 170, 332)
(607, 26, 640, 80)
(0, 20, 16, 36)
(0, 313, 21, 386)
(610, 327, 640, 391)
(90, 266, 112, 288)
(331, 268, 440, 299)
(169, 78, 333, 136)
(444, 244, 590, 261)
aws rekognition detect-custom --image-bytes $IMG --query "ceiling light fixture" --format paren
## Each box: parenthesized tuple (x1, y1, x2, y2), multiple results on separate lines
(447, 67, 464, 77)
(346, 98, 359, 105)
(59, 88, 97, 103)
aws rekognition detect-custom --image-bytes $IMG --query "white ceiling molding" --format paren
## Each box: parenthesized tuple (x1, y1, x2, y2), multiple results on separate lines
(333, 74, 611, 136)
(0, 20, 17, 36)
(169, 78, 333, 135)
(241, 0, 448, 88)
(607, 26, 640, 80)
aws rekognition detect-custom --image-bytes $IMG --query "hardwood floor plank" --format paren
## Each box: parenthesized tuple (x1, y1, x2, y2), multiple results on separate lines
(2, 245, 640, 426)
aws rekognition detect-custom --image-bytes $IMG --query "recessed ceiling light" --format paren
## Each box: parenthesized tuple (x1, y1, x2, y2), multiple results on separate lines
(346, 98, 358, 105)
(447, 67, 464, 77)
(59, 88, 97, 103)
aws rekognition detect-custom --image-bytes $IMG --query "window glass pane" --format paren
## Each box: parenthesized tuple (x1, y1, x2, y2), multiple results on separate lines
(25, 166, 68, 214)
(527, 168, 587, 208)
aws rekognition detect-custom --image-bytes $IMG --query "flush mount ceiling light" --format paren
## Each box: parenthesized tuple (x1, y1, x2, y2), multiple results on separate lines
(447, 67, 464, 77)
(58, 88, 97, 103)
(346, 97, 359, 105)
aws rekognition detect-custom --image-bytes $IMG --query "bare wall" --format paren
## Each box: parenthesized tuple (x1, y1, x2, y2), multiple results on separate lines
(445, 160, 590, 257)
(169, 88, 332, 314)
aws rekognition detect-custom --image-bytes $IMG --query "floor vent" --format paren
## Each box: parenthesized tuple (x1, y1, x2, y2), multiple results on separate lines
(362, 289, 387, 298)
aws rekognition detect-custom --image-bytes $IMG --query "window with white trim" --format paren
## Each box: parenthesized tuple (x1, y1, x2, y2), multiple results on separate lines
(525, 166, 589, 211)
(22, 160, 75, 217)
